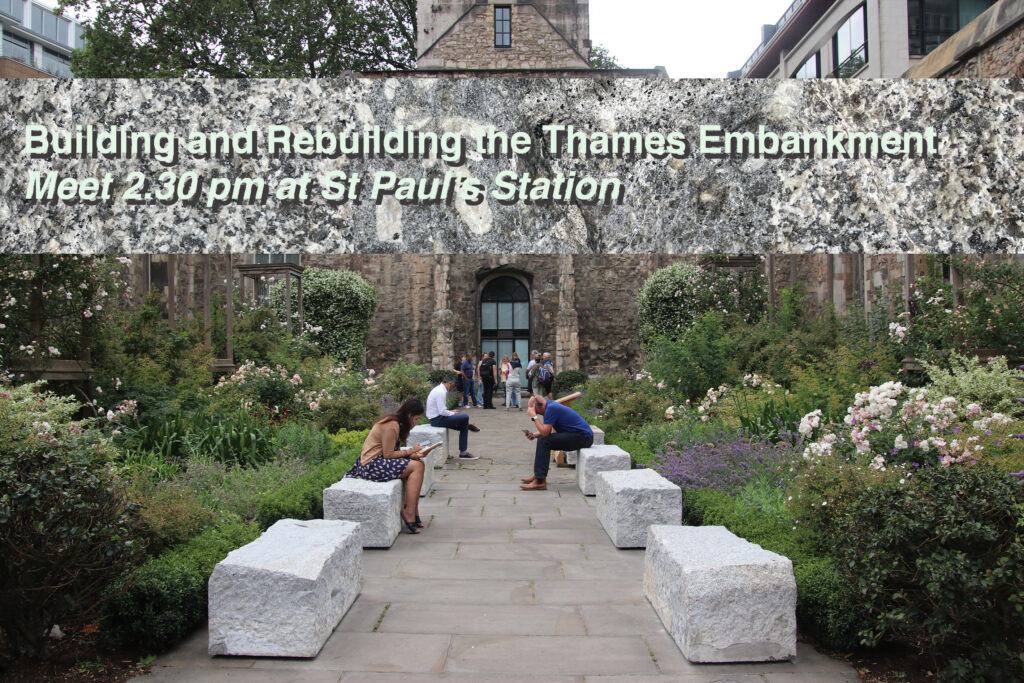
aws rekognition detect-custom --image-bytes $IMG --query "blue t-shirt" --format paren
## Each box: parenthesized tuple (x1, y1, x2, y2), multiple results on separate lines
(461, 360, 474, 379)
(542, 401, 593, 435)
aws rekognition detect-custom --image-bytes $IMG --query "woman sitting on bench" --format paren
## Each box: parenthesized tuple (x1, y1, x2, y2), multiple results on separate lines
(345, 398, 427, 534)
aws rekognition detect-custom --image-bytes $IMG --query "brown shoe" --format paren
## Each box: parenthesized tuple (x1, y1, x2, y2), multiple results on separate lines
(467, 423, 480, 432)
(520, 479, 547, 491)
(520, 475, 537, 483)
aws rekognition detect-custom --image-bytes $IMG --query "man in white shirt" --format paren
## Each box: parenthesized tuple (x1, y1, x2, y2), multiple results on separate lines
(426, 374, 479, 459)
(526, 350, 539, 396)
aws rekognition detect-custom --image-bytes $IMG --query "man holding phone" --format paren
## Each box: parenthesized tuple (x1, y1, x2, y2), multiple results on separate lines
(521, 395, 593, 491)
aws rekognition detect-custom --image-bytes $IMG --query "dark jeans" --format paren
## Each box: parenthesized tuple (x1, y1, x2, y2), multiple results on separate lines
(482, 377, 495, 408)
(430, 413, 469, 453)
(534, 431, 593, 480)
(462, 378, 478, 406)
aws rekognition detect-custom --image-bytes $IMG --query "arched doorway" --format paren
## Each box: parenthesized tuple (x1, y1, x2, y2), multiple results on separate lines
(480, 277, 530, 363)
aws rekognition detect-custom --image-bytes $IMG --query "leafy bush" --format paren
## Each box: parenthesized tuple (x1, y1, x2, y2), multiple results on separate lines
(255, 456, 357, 530)
(269, 267, 377, 363)
(427, 369, 453, 386)
(643, 313, 737, 402)
(270, 421, 341, 465)
(371, 360, 432, 404)
(830, 465, 1024, 680)
(788, 344, 899, 422)
(130, 481, 217, 556)
(316, 397, 380, 433)
(924, 353, 1024, 418)
(175, 457, 314, 522)
(103, 521, 259, 652)
(552, 369, 588, 396)
(683, 483, 866, 650)
(0, 384, 143, 659)
(329, 429, 370, 454)
(637, 262, 767, 344)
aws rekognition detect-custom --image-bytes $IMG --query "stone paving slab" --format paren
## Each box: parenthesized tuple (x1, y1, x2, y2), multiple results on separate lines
(377, 604, 586, 636)
(136, 405, 858, 682)
(445, 635, 659, 676)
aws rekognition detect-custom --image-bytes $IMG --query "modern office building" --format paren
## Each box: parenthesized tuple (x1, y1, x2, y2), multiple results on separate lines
(733, 0, 998, 78)
(0, 0, 84, 77)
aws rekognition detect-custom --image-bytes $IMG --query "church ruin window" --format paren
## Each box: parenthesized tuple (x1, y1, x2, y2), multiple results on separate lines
(480, 276, 529, 364)
(495, 6, 512, 48)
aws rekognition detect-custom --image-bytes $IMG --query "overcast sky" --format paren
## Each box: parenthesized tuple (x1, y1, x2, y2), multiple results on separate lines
(590, 0, 796, 78)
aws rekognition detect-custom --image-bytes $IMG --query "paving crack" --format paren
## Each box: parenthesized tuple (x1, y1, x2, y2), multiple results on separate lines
(372, 603, 391, 632)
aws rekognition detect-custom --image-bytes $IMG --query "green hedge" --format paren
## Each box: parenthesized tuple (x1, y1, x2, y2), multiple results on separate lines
(105, 450, 359, 653)
(682, 486, 866, 650)
(256, 456, 357, 530)
(104, 521, 260, 651)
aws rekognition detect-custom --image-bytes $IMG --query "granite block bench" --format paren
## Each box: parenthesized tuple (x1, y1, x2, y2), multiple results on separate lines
(323, 478, 402, 548)
(576, 444, 631, 496)
(208, 519, 362, 658)
(643, 525, 797, 663)
(565, 425, 604, 466)
(409, 424, 450, 461)
(406, 426, 447, 496)
(595, 469, 681, 548)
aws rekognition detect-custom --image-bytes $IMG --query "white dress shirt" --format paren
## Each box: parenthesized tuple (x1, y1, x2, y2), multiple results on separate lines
(426, 383, 454, 419)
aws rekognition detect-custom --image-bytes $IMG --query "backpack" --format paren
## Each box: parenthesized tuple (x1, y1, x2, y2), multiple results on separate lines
(537, 363, 553, 384)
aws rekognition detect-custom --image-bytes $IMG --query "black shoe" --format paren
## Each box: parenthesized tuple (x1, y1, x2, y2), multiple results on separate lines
(414, 515, 424, 529)
(403, 518, 421, 534)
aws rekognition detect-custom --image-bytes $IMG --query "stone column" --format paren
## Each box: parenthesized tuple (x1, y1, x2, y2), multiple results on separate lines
(431, 255, 454, 370)
(555, 255, 580, 372)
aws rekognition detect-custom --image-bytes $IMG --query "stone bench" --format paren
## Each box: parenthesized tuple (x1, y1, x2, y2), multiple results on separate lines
(576, 444, 631, 496)
(565, 425, 604, 465)
(410, 424, 450, 461)
(596, 469, 681, 548)
(323, 478, 402, 548)
(406, 426, 447, 497)
(643, 525, 797, 663)
(208, 519, 362, 658)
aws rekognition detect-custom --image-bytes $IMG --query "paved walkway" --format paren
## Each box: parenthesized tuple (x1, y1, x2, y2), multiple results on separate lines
(139, 405, 858, 682)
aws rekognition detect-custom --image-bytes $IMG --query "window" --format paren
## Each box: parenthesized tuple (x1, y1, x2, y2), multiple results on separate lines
(832, 5, 867, 78)
(907, 1, 996, 56)
(255, 254, 301, 265)
(494, 6, 511, 48)
(58, 18, 69, 46)
(1, 32, 31, 65)
(41, 48, 71, 77)
(793, 52, 820, 78)
(31, 6, 42, 34)
(480, 277, 530, 365)
(0, 0, 24, 22)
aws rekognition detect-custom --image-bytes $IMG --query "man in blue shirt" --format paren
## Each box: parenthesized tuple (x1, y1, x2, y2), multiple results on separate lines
(521, 395, 594, 491)
(460, 353, 479, 408)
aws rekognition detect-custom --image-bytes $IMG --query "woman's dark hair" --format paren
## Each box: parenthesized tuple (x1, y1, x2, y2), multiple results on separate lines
(375, 397, 425, 443)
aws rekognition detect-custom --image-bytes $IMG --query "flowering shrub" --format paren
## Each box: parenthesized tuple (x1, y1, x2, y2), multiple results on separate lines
(0, 383, 143, 659)
(0, 255, 128, 373)
(651, 431, 798, 492)
(798, 380, 1024, 470)
(642, 312, 737, 402)
(923, 353, 1024, 418)
(637, 261, 766, 344)
(269, 267, 377, 363)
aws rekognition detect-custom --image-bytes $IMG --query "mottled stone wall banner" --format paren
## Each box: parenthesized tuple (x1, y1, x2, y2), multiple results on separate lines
(1, 77, 1022, 254)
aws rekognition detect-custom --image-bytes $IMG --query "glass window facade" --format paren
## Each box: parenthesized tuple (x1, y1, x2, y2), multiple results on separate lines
(2, 31, 31, 64)
(832, 4, 867, 77)
(41, 47, 71, 77)
(908, 1, 996, 56)
(793, 52, 820, 78)
(0, 0, 24, 22)
(494, 6, 511, 48)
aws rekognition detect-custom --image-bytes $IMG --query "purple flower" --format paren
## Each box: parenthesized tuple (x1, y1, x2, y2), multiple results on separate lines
(911, 462, 920, 468)
(1011, 434, 1024, 440)
(1009, 471, 1024, 481)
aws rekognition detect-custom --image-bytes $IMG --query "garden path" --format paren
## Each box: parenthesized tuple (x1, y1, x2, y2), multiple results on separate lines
(136, 405, 858, 682)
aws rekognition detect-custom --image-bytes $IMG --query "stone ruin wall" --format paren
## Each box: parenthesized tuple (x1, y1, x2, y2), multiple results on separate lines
(943, 16, 1024, 77)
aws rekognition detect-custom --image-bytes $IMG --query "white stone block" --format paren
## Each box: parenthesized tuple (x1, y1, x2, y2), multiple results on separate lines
(407, 427, 446, 496)
(410, 424, 450, 459)
(323, 478, 402, 548)
(208, 519, 361, 658)
(576, 444, 631, 496)
(643, 525, 797, 663)
(567, 425, 604, 465)
(596, 469, 681, 548)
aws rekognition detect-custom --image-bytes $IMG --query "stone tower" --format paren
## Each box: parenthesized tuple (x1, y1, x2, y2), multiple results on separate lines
(417, 1, 591, 70)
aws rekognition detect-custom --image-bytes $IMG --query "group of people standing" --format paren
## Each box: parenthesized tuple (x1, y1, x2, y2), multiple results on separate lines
(453, 350, 555, 410)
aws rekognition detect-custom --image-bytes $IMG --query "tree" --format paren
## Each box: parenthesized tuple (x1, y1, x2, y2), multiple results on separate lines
(59, 0, 416, 77)
(588, 43, 621, 69)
